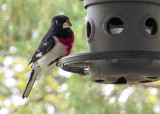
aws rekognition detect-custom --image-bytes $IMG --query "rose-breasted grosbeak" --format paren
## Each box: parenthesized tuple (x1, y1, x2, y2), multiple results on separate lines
(22, 15, 74, 99)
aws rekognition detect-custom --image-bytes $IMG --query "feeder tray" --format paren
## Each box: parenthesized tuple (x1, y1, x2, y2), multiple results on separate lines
(58, 51, 160, 84)
(58, 0, 160, 84)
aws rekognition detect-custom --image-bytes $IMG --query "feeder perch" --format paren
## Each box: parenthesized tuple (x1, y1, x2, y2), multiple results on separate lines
(57, 0, 160, 84)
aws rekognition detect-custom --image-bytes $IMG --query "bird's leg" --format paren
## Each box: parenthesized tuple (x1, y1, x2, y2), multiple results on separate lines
(48, 58, 61, 67)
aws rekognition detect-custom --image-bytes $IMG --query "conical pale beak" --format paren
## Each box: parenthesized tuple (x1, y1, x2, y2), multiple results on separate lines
(63, 20, 72, 28)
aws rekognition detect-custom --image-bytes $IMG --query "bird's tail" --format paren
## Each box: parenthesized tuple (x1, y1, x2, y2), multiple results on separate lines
(22, 63, 42, 99)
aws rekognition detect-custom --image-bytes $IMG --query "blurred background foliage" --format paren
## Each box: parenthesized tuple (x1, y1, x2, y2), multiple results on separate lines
(1, 0, 160, 114)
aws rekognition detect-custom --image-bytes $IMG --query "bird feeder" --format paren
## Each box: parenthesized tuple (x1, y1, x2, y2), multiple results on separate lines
(58, 0, 160, 84)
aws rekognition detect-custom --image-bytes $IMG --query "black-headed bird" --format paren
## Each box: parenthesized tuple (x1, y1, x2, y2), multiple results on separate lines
(22, 15, 74, 99)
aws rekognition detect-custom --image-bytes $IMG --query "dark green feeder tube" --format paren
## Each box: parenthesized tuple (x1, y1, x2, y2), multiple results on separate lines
(85, 0, 160, 84)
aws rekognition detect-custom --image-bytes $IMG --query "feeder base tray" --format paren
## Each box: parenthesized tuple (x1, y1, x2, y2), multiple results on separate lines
(57, 51, 160, 84)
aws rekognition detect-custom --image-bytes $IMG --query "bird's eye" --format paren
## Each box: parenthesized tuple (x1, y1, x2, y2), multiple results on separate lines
(56, 20, 59, 25)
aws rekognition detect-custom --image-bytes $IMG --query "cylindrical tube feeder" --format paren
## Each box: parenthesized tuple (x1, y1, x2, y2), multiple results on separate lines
(58, 0, 160, 84)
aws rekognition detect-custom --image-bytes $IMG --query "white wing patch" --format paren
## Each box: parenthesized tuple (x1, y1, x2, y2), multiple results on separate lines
(43, 42, 47, 46)
(36, 52, 43, 58)
(37, 49, 40, 52)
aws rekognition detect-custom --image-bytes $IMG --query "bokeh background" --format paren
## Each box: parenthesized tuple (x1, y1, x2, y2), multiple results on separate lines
(1, 0, 160, 114)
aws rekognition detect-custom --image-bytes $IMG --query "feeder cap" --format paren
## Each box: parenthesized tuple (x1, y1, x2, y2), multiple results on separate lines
(84, 0, 160, 8)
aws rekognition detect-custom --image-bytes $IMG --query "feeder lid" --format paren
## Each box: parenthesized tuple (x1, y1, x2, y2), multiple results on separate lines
(83, 0, 160, 8)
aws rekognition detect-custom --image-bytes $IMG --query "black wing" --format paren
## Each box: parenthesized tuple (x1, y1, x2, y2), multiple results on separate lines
(28, 31, 56, 65)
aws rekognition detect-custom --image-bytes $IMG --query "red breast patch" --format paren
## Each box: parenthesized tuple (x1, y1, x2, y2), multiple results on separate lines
(57, 34, 74, 56)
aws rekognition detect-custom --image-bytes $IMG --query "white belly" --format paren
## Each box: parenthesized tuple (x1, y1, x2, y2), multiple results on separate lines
(36, 41, 67, 68)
